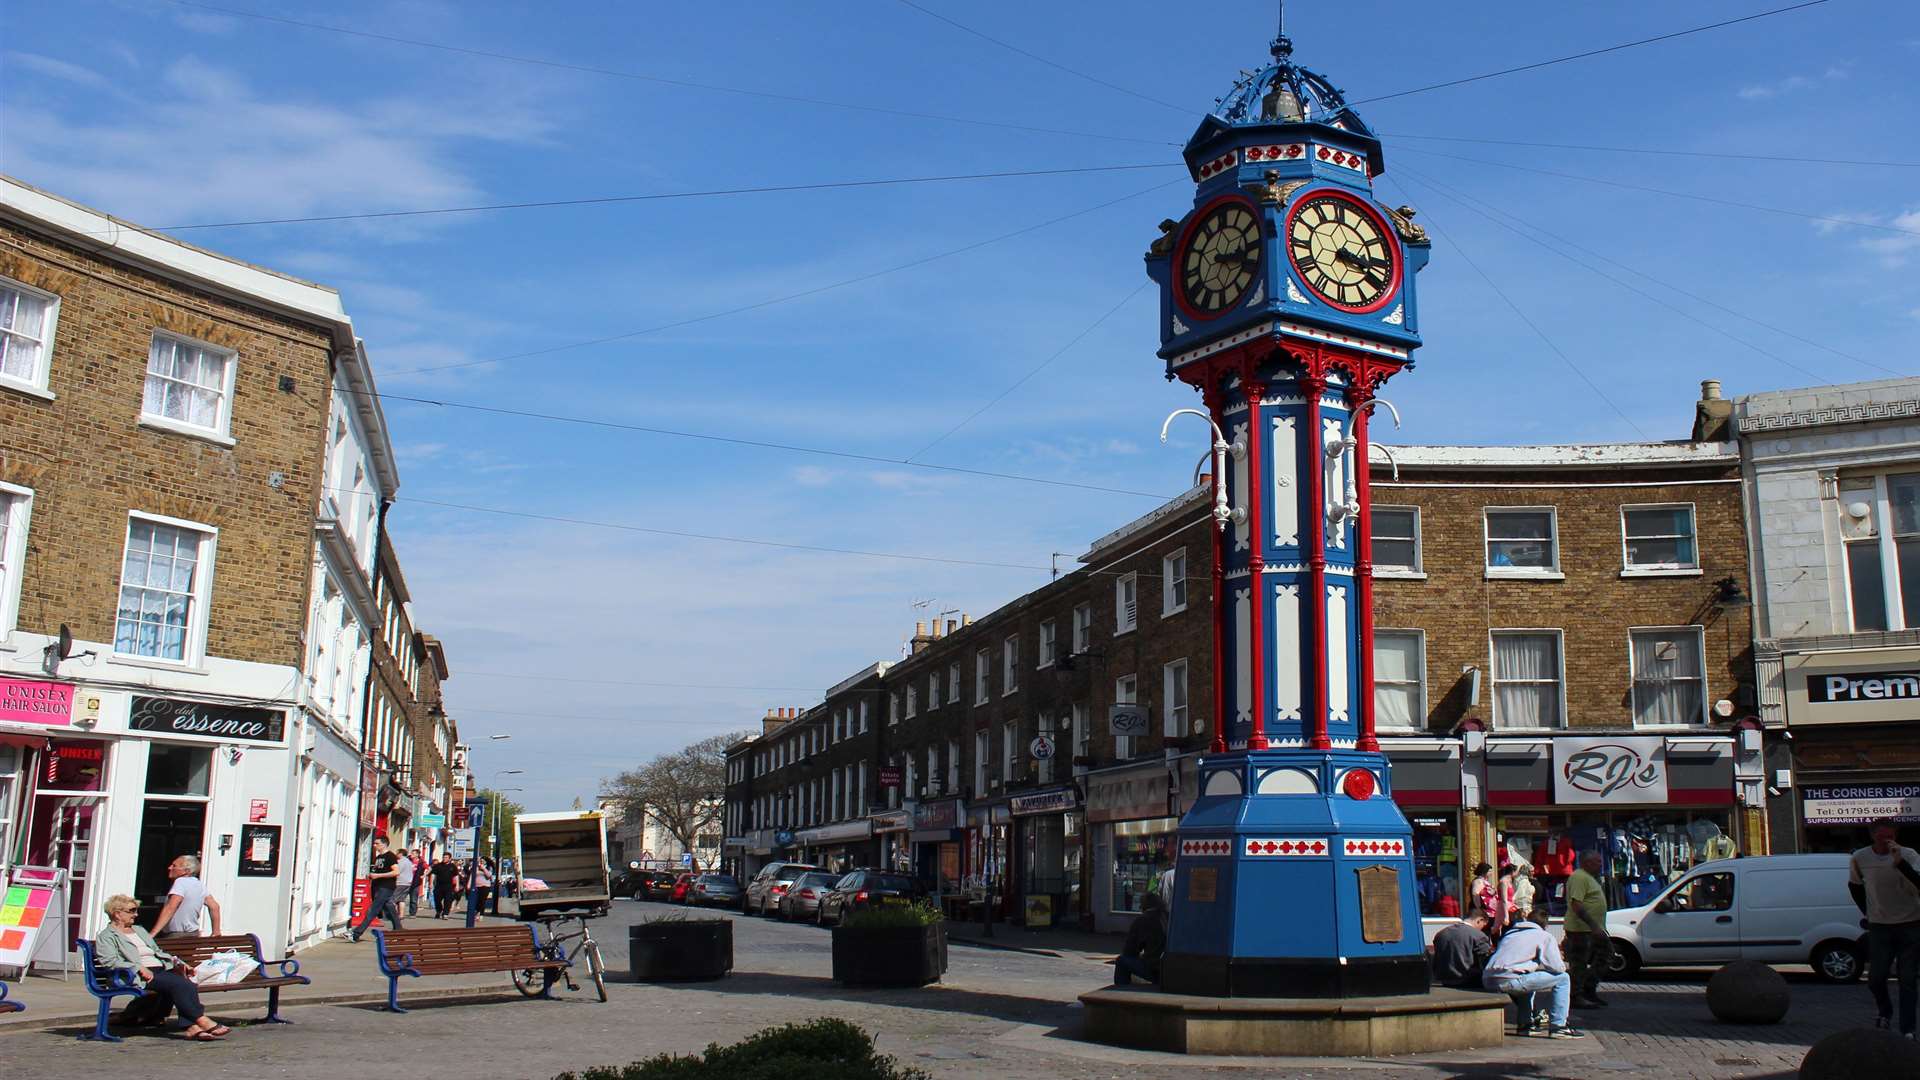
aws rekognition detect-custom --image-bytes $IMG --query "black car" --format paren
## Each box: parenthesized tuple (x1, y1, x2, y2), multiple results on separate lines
(817, 870, 925, 926)
(610, 867, 676, 900)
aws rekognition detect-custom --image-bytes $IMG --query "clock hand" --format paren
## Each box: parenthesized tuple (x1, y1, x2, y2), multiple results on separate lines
(1334, 248, 1389, 270)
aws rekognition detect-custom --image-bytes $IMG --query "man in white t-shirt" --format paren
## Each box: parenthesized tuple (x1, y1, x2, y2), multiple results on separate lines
(152, 854, 221, 938)
(1851, 818, 1920, 1036)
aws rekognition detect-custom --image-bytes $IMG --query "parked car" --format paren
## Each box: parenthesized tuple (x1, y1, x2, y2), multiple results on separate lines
(611, 866, 672, 899)
(778, 872, 843, 921)
(638, 870, 679, 901)
(668, 872, 698, 904)
(817, 870, 926, 926)
(691, 873, 743, 909)
(1605, 853, 1865, 983)
(745, 862, 819, 916)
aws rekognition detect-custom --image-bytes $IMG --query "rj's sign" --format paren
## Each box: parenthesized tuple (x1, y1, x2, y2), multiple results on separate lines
(1807, 670, 1920, 704)
(1552, 736, 1670, 805)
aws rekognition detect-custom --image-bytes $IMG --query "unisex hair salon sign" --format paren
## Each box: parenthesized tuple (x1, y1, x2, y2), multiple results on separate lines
(130, 696, 285, 744)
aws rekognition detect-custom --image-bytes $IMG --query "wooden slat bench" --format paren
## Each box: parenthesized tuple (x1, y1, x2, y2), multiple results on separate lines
(155, 932, 309, 1024)
(372, 925, 564, 1013)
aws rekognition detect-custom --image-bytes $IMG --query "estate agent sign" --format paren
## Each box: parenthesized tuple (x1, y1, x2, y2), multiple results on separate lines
(130, 696, 285, 744)
(1552, 736, 1669, 805)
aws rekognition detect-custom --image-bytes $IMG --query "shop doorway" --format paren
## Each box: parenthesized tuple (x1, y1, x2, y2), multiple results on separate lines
(134, 802, 207, 926)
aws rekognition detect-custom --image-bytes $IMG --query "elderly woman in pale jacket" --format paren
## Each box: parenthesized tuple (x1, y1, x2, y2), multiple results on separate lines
(94, 894, 228, 1040)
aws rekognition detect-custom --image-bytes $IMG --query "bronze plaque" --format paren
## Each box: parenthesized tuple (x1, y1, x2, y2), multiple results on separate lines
(1356, 865, 1403, 943)
(1186, 867, 1218, 903)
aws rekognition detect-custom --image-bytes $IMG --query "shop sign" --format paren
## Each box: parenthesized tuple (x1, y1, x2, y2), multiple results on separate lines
(871, 809, 913, 833)
(1010, 787, 1078, 816)
(1109, 705, 1149, 737)
(248, 798, 270, 823)
(130, 696, 284, 744)
(1802, 784, 1920, 825)
(773, 829, 796, 847)
(417, 813, 446, 829)
(1552, 736, 1669, 805)
(879, 766, 903, 788)
(0, 677, 73, 728)
(1030, 736, 1055, 761)
(913, 798, 961, 831)
(1086, 766, 1171, 824)
(1499, 815, 1550, 832)
(1807, 669, 1920, 704)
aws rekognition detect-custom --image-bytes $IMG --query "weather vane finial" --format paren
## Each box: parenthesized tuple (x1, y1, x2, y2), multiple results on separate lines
(1272, 0, 1292, 61)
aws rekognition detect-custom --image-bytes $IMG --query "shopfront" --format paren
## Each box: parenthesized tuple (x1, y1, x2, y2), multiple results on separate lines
(1086, 761, 1177, 933)
(1008, 787, 1078, 927)
(965, 802, 1010, 919)
(1779, 646, 1920, 852)
(870, 810, 911, 874)
(1485, 734, 1738, 916)
(1382, 738, 1466, 921)
(910, 798, 964, 896)
(795, 819, 873, 874)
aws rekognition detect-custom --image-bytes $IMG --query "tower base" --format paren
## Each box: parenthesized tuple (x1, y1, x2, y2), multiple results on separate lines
(1162, 950, 1431, 998)
(1079, 985, 1506, 1057)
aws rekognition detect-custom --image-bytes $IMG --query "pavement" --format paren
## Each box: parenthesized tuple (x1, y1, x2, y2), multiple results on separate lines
(0, 899, 1882, 1078)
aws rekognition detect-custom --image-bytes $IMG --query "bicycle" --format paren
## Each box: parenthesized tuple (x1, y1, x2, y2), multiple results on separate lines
(512, 910, 608, 1003)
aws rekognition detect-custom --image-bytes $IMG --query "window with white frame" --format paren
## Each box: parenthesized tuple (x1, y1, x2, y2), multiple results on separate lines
(859, 699, 870, 732)
(976, 648, 991, 704)
(1163, 549, 1188, 615)
(1485, 508, 1559, 575)
(1114, 674, 1139, 759)
(947, 662, 960, 703)
(1373, 507, 1422, 574)
(0, 277, 58, 393)
(906, 685, 917, 718)
(1072, 703, 1089, 761)
(115, 514, 216, 663)
(1115, 573, 1139, 632)
(1622, 505, 1699, 571)
(143, 332, 235, 438)
(1491, 631, 1563, 728)
(1838, 472, 1920, 632)
(1002, 723, 1016, 782)
(1630, 627, 1707, 726)
(1163, 659, 1189, 738)
(1374, 630, 1425, 729)
(1037, 715, 1055, 783)
(1004, 636, 1019, 693)
(928, 670, 940, 707)
(1072, 602, 1092, 653)
(1038, 620, 1056, 667)
(947, 738, 960, 792)
(925, 745, 938, 795)
(974, 730, 989, 794)
(0, 485, 30, 638)
(890, 692, 900, 725)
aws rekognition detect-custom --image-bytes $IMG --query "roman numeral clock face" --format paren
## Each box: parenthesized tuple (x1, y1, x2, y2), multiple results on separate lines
(1287, 193, 1398, 312)
(1177, 200, 1262, 318)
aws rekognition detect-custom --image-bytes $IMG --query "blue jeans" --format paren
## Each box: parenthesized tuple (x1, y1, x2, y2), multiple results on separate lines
(1869, 921, 1920, 1034)
(1489, 970, 1571, 1027)
(1114, 955, 1157, 986)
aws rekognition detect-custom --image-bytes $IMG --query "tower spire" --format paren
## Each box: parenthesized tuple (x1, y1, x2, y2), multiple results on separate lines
(1272, 0, 1293, 62)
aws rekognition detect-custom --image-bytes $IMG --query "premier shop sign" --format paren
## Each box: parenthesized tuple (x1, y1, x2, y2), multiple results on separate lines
(1807, 670, 1920, 704)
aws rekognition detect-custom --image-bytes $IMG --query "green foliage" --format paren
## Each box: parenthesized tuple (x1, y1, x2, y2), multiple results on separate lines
(554, 1018, 929, 1080)
(840, 901, 944, 929)
(637, 911, 726, 925)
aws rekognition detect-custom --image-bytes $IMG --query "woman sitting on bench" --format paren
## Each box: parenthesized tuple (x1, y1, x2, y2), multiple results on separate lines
(95, 894, 229, 1041)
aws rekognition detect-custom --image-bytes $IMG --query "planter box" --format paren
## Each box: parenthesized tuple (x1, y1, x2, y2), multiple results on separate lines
(831, 922, 948, 987)
(629, 919, 733, 982)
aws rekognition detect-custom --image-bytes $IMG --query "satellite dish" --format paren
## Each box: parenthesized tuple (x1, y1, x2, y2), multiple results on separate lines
(57, 624, 74, 660)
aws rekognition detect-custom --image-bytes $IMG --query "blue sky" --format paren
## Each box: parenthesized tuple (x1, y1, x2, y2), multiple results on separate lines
(4, 1, 1916, 808)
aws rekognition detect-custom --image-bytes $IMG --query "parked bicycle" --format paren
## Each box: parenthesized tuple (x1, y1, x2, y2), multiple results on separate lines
(512, 911, 607, 1003)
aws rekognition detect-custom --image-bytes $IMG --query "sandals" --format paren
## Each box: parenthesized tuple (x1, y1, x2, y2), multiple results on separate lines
(181, 1025, 229, 1041)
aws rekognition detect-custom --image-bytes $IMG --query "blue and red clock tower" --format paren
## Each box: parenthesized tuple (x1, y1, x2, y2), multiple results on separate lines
(1144, 22, 1434, 997)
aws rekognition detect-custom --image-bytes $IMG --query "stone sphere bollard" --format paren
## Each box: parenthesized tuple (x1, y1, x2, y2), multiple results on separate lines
(1800, 1029, 1920, 1080)
(1706, 960, 1789, 1024)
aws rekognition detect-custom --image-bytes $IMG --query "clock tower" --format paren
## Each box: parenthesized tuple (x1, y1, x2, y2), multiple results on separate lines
(1144, 17, 1433, 997)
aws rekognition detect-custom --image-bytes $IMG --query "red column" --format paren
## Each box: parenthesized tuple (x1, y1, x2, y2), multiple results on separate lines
(1351, 382, 1380, 753)
(1244, 374, 1270, 752)
(1304, 370, 1332, 752)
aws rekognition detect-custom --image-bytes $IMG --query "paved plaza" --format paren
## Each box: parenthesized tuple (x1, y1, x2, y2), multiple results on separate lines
(0, 901, 1879, 1078)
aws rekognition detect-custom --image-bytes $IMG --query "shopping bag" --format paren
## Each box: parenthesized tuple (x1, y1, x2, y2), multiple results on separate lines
(191, 949, 259, 986)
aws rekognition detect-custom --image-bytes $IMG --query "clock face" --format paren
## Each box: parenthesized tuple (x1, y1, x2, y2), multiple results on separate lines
(1286, 193, 1398, 313)
(1176, 198, 1262, 320)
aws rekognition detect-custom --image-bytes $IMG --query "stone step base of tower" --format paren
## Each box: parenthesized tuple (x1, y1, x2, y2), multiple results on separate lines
(1078, 985, 1505, 1056)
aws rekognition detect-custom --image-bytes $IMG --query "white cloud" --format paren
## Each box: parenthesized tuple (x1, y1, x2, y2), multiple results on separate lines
(1820, 207, 1920, 266)
(789, 465, 836, 487)
(4, 52, 116, 91)
(1737, 63, 1849, 100)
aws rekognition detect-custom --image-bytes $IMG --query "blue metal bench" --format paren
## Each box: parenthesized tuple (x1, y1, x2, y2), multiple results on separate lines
(75, 939, 147, 1042)
(0, 979, 22, 1014)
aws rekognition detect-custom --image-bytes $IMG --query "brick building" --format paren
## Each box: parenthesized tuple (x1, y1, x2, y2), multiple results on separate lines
(0, 175, 452, 961)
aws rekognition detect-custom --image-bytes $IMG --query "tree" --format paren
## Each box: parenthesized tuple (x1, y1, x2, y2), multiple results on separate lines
(602, 731, 750, 870)
(473, 787, 527, 863)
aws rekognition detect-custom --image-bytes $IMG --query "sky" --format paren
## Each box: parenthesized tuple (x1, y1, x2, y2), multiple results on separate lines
(4, 0, 1917, 809)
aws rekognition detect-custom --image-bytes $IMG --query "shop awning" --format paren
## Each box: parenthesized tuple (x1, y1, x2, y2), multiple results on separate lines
(1085, 762, 1170, 823)
(1384, 739, 1462, 807)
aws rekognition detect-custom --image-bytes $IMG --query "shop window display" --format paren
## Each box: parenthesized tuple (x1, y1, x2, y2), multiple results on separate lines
(1410, 816, 1462, 916)
(1111, 817, 1178, 914)
(1495, 810, 1735, 916)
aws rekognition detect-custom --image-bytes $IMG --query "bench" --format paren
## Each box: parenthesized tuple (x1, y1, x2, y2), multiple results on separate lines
(0, 979, 22, 1014)
(155, 932, 308, 1024)
(75, 939, 152, 1042)
(373, 925, 565, 1013)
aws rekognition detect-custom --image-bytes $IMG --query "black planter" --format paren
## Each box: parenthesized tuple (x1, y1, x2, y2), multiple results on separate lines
(831, 922, 948, 987)
(629, 919, 733, 982)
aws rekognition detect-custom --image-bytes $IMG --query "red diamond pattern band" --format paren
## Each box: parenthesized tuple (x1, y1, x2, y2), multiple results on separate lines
(1179, 839, 1233, 858)
(1241, 838, 1329, 857)
(1342, 839, 1406, 857)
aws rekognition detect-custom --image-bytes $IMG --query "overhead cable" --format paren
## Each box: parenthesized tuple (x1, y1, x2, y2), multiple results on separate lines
(1381, 132, 1920, 170)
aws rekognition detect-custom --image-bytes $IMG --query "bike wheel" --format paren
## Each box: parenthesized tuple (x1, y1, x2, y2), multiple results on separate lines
(511, 965, 546, 997)
(585, 940, 608, 1003)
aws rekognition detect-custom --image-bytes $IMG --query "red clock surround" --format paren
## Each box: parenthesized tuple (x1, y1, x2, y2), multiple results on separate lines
(1172, 193, 1264, 323)
(1283, 186, 1400, 316)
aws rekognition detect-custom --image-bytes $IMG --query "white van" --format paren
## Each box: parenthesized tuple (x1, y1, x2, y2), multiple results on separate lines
(1605, 853, 1865, 983)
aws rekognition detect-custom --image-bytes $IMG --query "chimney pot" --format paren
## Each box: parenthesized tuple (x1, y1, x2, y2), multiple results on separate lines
(1701, 379, 1723, 401)
(962, 613, 973, 626)
(915, 620, 926, 636)
(947, 619, 958, 635)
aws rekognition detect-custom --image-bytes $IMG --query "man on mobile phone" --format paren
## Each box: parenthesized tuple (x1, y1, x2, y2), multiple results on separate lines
(1851, 818, 1920, 1037)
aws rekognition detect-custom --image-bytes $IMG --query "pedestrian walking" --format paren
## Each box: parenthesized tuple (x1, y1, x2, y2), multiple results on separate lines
(1469, 862, 1496, 927)
(349, 835, 405, 942)
(1113, 893, 1168, 986)
(470, 856, 495, 916)
(395, 846, 418, 919)
(150, 853, 221, 939)
(1563, 850, 1611, 1008)
(431, 853, 460, 919)
(1482, 909, 1585, 1039)
(1850, 818, 1920, 1036)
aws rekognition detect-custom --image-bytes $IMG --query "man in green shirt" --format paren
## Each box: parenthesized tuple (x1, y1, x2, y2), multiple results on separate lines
(1563, 850, 1610, 1008)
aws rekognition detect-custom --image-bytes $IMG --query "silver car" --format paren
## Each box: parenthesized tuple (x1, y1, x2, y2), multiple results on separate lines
(778, 872, 843, 921)
(690, 873, 743, 909)
(745, 862, 819, 916)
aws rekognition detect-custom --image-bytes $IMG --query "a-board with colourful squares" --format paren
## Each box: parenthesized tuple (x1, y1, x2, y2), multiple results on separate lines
(0, 885, 52, 963)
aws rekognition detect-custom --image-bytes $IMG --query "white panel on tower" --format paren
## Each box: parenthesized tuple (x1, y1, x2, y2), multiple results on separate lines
(1326, 584, 1350, 725)
(1274, 584, 1301, 722)
(1234, 587, 1252, 729)
(1231, 420, 1250, 553)
(1271, 415, 1298, 548)
(1323, 416, 1348, 551)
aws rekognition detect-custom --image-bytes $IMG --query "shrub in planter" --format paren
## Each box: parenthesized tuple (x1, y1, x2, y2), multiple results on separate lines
(832, 903, 947, 987)
(554, 1017, 929, 1080)
(629, 914, 732, 982)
